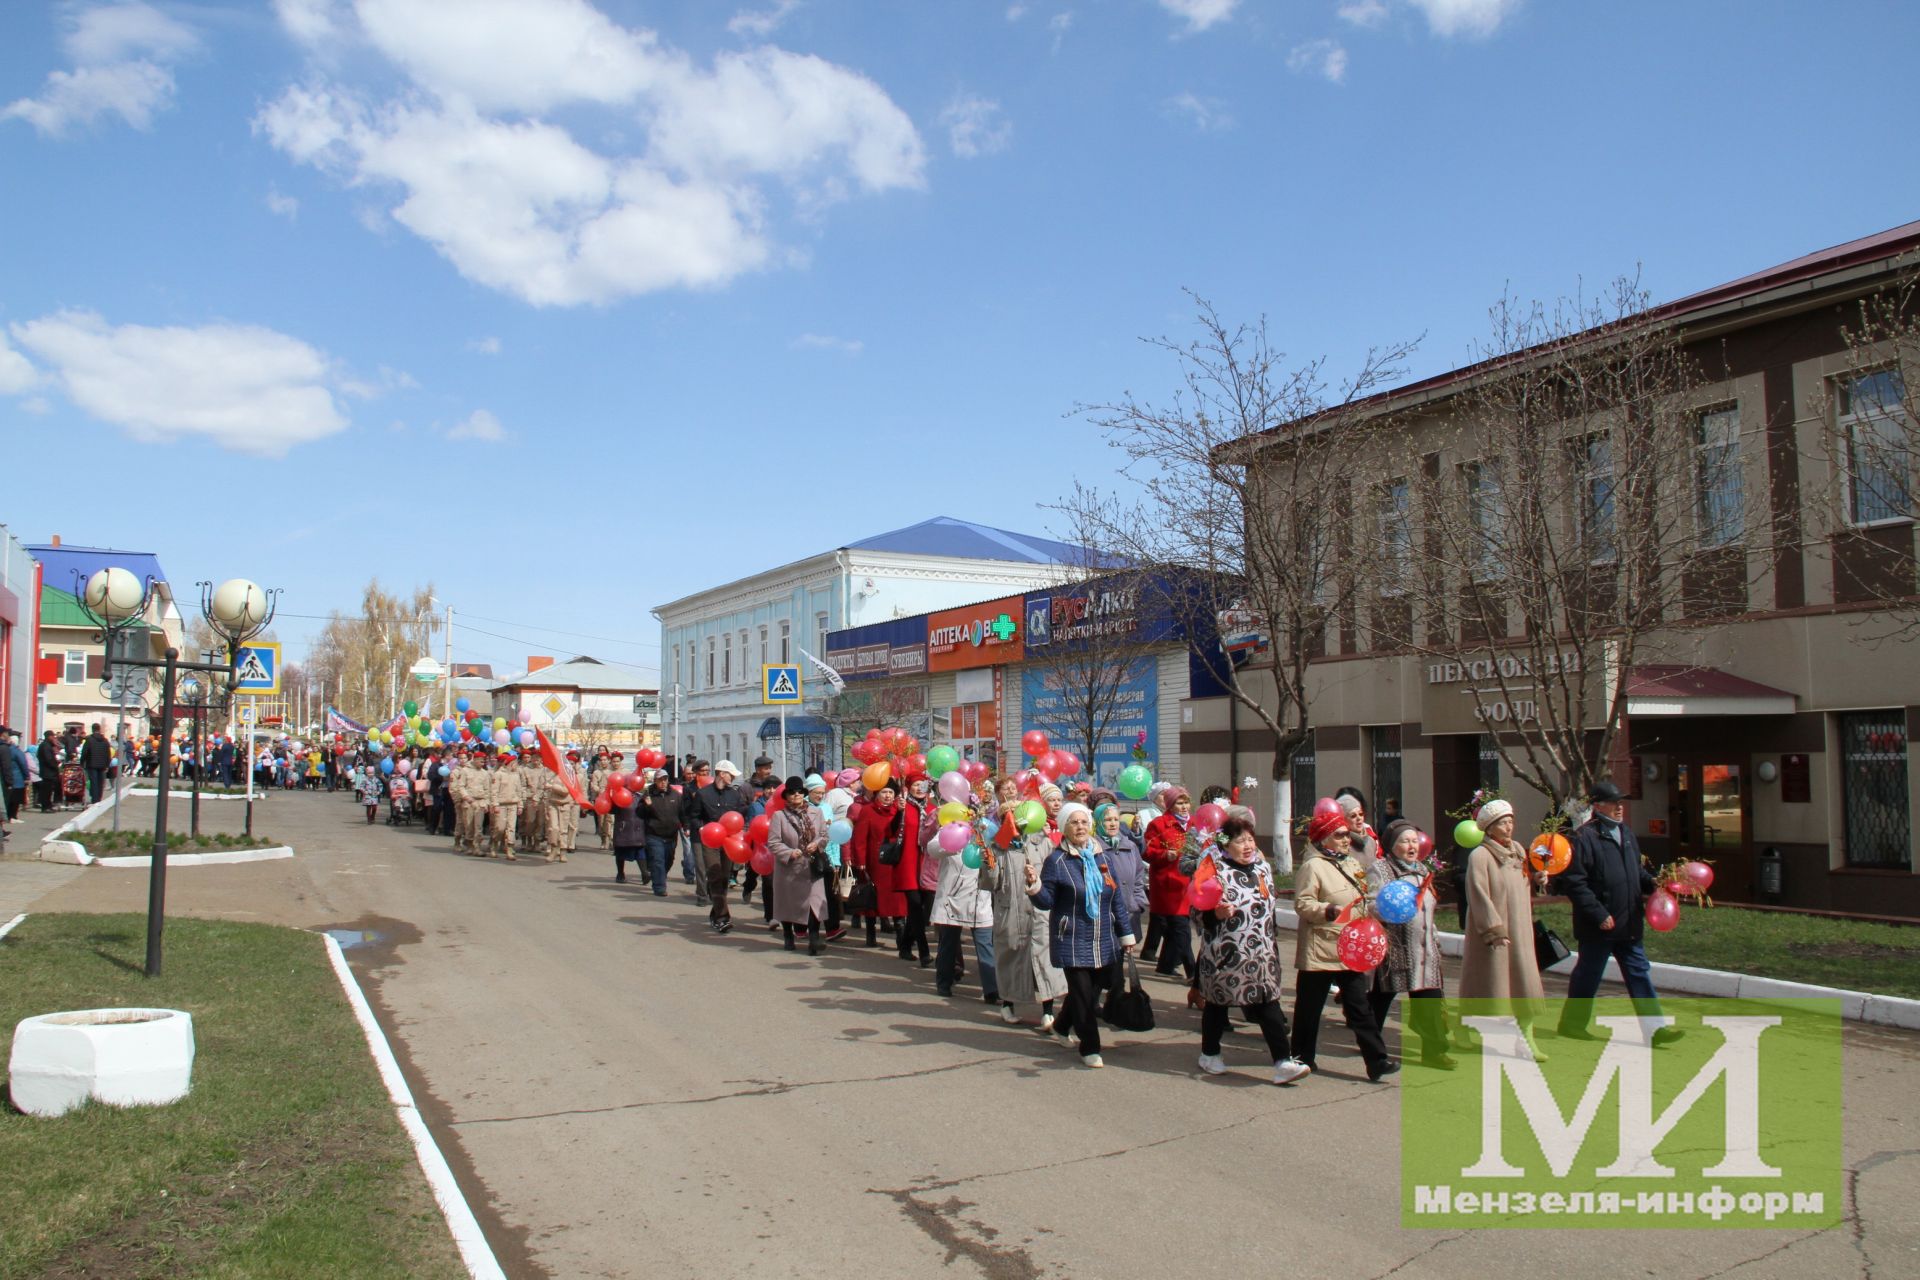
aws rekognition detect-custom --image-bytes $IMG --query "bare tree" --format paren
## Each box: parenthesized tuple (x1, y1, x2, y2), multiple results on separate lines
(1067, 296, 1419, 866)
(303, 579, 440, 722)
(1389, 280, 1779, 813)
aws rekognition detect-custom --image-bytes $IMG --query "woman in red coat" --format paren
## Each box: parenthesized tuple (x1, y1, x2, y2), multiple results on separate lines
(1143, 786, 1197, 980)
(894, 776, 934, 967)
(850, 784, 907, 948)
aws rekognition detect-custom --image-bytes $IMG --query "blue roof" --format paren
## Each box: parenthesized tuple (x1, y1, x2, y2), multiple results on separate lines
(846, 516, 1091, 565)
(28, 544, 170, 597)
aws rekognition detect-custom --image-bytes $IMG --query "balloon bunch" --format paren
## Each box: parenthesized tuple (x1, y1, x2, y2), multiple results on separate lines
(1646, 858, 1714, 931)
(1008, 730, 1083, 799)
(849, 725, 927, 793)
(698, 809, 772, 872)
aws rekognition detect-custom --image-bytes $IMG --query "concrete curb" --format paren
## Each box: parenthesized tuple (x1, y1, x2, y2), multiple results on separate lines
(1273, 905, 1920, 1029)
(127, 790, 249, 801)
(37, 841, 294, 868)
(43, 776, 137, 843)
(318, 932, 507, 1280)
(0, 912, 26, 941)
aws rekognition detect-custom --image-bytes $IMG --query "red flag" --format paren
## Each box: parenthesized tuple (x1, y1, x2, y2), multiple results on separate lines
(534, 727, 586, 806)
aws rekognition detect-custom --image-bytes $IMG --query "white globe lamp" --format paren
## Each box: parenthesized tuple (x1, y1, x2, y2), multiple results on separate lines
(83, 567, 146, 621)
(210, 579, 268, 634)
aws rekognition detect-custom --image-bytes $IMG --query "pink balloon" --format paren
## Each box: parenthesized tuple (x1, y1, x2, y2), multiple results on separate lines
(749, 848, 775, 877)
(938, 821, 972, 853)
(1646, 889, 1681, 932)
(1190, 877, 1223, 910)
(1682, 861, 1714, 894)
(937, 771, 971, 804)
(1193, 802, 1228, 830)
(961, 759, 989, 783)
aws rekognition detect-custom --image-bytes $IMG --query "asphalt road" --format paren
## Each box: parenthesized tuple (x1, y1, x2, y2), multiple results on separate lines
(23, 790, 1920, 1279)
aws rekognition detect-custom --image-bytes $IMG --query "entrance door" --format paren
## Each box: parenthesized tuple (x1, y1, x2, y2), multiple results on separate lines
(1669, 759, 1751, 900)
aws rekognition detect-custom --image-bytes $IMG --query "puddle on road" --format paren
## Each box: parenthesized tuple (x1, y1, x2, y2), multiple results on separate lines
(323, 927, 386, 950)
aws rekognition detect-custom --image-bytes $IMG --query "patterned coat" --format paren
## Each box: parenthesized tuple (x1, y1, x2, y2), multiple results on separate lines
(990, 834, 1067, 1005)
(1196, 855, 1284, 1007)
(1368, 853, 1445, 994)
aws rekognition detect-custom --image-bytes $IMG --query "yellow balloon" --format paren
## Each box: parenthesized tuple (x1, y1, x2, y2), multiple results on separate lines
(937, 801, 971, 826)
(861, 761, 892, 792)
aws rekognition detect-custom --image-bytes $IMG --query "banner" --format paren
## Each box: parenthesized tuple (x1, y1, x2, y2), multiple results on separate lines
(324, 705, 368, 734)
(534, 726, 587, 805)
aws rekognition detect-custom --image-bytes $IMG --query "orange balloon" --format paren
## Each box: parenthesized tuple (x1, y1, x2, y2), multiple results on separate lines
(1527, 832, 1572, 875)
(862, 761, 893, 793)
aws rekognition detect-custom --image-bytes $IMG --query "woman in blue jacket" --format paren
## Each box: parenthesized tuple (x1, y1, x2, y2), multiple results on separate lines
(1025, 802, 1137, 1069)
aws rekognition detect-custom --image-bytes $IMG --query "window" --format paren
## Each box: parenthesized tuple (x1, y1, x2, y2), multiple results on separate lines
(1477, 732, 1501, 790)
(1289, 737, 1316, 821)
(1840, 712, 1910, 868)
(816, 611, 829, 657)
(722, 634, 732, 686)
(1696, 406, 1744, 547)
(779, 619, 791, 663)
(1465, 460, 1505, 580)
(705, 637, 715, 688)
(1841, 369, 1910, 525)
(1368, 724, 1402, 822)
(758, 625, 769, 672)
(63, 649, 86, 684)
(1378, 478, 1410, 593)
(671, 644, 681, 691)
(739, 630, 750, 683)
(1575, 434, 1616, 562)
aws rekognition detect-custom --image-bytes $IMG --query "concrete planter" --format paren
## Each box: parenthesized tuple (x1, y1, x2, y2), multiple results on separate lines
(9, 1008, 196, 1117)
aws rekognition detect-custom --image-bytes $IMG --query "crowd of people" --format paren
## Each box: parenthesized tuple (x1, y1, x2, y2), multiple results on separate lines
(333, 738, 1672, 1083)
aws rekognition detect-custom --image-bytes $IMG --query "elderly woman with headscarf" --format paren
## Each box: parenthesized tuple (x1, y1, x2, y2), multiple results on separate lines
(1142, 786, 1197, 981)
(992, 800, 1067, 1031)
(1369, 818, 1451, 1068)
(1038, 782, 1066, 846)
(1290, 800, 1396, 1082)
(1025, 801, 1136, 1068)
(931, 795, 997, 1004)
(811, 775, 850, 941)
(1458, 797, 1550, 1059)
(1094, 803, 1147, 942)
(768, 776, 830, 956)
(1335, 787, 1377, 859)
(1195, 816, 1313, 1084)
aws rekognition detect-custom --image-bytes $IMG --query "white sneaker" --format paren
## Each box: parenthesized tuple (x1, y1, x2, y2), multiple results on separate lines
(1197, 1053, 1227, 1076)
(1081, 1053, 1104, 1069)
(1039, 1013, 1056, 1032)
(1000, 1005, 1019, 1025)
(1271, 1057, 1312, 1086)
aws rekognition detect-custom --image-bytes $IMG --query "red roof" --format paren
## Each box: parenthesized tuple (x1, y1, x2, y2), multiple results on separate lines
(1624, 665, 1793, 700)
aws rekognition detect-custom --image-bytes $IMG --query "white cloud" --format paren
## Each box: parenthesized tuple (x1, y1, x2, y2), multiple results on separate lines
(1337, 0, 1390, 27)
(1157, 0, 1238, 33)
(10, 309, 349, 455)
(729, 0, 801, 38)
(2, 2, 199, 137)
(468, 335, 502, 355)
(266, 185, 299, 219)
(1162, 91, 1233, 132)
(792, 333, 861, 354)
(1048, 11, 1073, 49)
(274, 0, 349, 45)
(261, 0, 923, 307)
(1005, 3, 1028, 19)
(1408, 0, 1520, 37)
(939, 93, 1011, 159)
(446, 408, 506, 441)
(1287, 39, 1349, 82)
(0, 334, 38, 394)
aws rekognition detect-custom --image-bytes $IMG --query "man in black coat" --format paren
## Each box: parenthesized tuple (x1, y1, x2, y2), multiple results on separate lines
(81, 723, 114, 803)
(1553, 780, 1679, 1044)
(636, 769, 683, 895)
(687, 760, 755, 933)
(36, 731, 60, 811)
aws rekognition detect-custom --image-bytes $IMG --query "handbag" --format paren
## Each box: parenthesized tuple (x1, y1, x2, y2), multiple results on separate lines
(846, 879, 879, 914)
(877, 809, 906, 867)
(1533, 919, 1571, 971)
(1101, 956, 1156, 1032)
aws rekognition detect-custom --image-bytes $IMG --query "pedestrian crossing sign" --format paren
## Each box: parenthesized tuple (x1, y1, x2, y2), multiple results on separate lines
(762, 664, 802, 704)
(233, 642, 281, 694)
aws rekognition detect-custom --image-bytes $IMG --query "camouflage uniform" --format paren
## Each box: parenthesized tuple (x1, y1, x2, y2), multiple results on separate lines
(452, 759, 486, 852)
(546, 764, 580, 861)
(519, 759, 549, 853)
(490, 759, 521, 860)
(588, 758, 615, 847)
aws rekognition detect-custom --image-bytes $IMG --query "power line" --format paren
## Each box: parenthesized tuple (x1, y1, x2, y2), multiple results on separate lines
(274, 609, 659, 655)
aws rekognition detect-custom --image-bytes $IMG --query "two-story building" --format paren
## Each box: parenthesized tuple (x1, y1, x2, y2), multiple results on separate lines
(652, 517, 1084, 777)
(30, 539, 183, 742)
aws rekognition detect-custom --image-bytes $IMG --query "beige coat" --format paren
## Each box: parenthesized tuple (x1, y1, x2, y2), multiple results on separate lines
(1458, 839, 1545, 1003)
(1293, 848, 1372, 972)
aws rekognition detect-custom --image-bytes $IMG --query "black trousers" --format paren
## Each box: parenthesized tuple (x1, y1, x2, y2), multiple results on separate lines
(613, 846, 644, 881)
(1369, 987, 1447, 1061)
(783, 918, 822, 953)
(1151, 913, 1194, 979)
(897, 888, 932, 962)
(4, 786, 22, 820)
(37, 779, 56, 811)
(1291, 969, 1391, 1074)
(85, 767, 106, 803)
(1202, 999, 1292, 1059)
(1054, 964, 1116, 1056)
(823, 868, 843, 931)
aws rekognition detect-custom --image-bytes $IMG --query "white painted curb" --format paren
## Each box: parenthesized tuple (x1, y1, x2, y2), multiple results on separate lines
(128, 790, 249, 801)
(318, 932, 506, 1280)
(1275, 905, 1920, 1029)
(0, 912, 26, 941)
(37, 842, 294, 868)
(43, 775, 137, 843)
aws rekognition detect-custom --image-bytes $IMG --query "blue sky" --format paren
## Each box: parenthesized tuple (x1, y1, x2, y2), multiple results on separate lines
(4, 0, 1918, 681)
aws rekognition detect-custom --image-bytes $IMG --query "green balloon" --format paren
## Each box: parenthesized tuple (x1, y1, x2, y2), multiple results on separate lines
(1116, 763, 1153, 800)
(961, 844, 983, 869)
(1454, 819, 1485, 849)
(403, 700, 419, 717)
(925, 745, 961, 778)
(1016, 800, 1046, 835)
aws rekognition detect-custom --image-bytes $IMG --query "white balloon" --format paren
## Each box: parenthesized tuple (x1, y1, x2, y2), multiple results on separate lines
(84, 567, 145, 620)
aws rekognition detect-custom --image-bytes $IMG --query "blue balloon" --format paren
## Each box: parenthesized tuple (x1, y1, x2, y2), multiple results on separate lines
(828, 818, 853, 845)
(442, 718, 457, 735)
(1376, 879, 1419, 925)
(455, 697, 471, 714)
(981, 816, 1000, 841)
(437, 765, 450, 778)
(379, 758, 394, 775)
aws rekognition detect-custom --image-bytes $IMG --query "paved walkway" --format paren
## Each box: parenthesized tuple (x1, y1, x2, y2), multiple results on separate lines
(19, 790, 1920, 1279)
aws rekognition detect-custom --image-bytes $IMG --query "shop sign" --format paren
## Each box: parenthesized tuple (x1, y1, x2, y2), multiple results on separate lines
(824, 617, 928, 682)
(926, 595, 1025, 671)
(1020, 658, 1157, 787)
(1420, 648, 1592, 735)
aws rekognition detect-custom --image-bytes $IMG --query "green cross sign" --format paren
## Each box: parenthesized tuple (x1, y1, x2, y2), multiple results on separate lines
(988, 613, 1017, 642)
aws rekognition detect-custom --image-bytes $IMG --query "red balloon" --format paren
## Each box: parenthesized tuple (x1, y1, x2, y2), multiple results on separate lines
(1022, 729, 1050, 759)
(1646, 889, 1681, 932)
(962, 759, 989, 783)
(865, 726, 885, 740)
(1338, 918, 1390, 972)
(700, 821, 726, 848)
(1414, 830, 1436, 861)
(1313, 796, 1342, 822)
(853, 739, 885, 765)
(1033, 750, 1061, 780)
(719, 811, 745, 835)
(725, 834, 752, 864)
(1055, 751, 1082, 779)
(592, 795, 613, 816)
(748, 814, 771, 844)
(1682, 860, 1714, 894)
(904, 752, 928, 780)
(748, 847, 775, 876)
(1190, 877, 1224, 911)
(1193, 802, 1228, 830)
(607, 785, 633, 808)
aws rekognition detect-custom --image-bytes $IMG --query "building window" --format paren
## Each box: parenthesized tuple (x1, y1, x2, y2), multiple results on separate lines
(816, 611, 829, 657)
(1575, 434, 1616, 562)
(739, 630, 749, 683)
(1696, 405, 1744, 547)
(1465, 460, 1505, 580)
(1377, 478, 1410, 594)
(779, 619, 791, 663)
(706, 638, 715, 688)
(722, 634, 732, 686)
(63, 649, 86, 684)
(1477, 732, 1501, 790)
(1368, 725, 1402, 823)
(1840, 368, 1910, 525)
(758, 625, 769, 672)
(1289, 736, 1315, 822)
(1840, 711, 1910, 868)
(671, 644, 681, 691)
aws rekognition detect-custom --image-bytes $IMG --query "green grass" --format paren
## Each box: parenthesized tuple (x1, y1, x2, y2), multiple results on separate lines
(1532, 901, 1920, 999)
(0, 915, 467, 1280)
(72, 831, 276, 855)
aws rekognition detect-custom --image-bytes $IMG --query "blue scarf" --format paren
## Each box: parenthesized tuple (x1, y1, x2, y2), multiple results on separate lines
(1067, 839, 1103, 922)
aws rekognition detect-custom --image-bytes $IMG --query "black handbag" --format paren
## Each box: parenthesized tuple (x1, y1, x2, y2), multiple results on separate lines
(1101, 956, 1156, 1032)
(846, 879, 879, 914)
(877, 810, 906, 866)
(1533, 919, 1571, 971)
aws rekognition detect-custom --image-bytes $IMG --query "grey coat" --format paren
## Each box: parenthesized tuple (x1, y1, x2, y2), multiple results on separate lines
(767, 805, 829, 926)
(990, 834, 1067, 1005)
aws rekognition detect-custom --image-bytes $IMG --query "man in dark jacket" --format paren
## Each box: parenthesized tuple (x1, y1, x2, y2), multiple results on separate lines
(636, 769, 683, 895)
(81, 724, 114, 803)
(687, 760, 754, 932)
(679, 759, 712, 904)
(37, 731, 61, 811)
(740, 754, 780, 907)
(1553, 780, 1679, 1045)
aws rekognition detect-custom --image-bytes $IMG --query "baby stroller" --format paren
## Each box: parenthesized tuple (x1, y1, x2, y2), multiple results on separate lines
(387, 777, 414, 826)
(59, 760, 87, 809)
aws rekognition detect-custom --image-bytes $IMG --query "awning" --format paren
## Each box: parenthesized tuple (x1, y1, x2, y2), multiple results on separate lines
(1625, 665, 1796, 717)
(758, 714, 832, 739)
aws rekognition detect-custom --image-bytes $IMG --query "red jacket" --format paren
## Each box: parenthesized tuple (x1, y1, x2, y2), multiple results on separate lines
(851, 800, 909, 918)
(1144, 813, 1193, 915)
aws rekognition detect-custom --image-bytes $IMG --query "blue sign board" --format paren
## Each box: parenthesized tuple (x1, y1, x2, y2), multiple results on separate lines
(232, 641, 281, 694)
(763, 664, 803, 704)
(1020, 658, 1158, 788)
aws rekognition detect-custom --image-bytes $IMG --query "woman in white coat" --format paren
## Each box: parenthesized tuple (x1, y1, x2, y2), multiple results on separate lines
(932, 810, 997, 1004)
(992, 826, 1066, 1029)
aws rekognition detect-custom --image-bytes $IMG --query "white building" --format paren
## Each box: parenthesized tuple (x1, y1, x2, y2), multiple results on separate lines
(652, 517, 1085, 777)
(489, 656, 659, 753)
